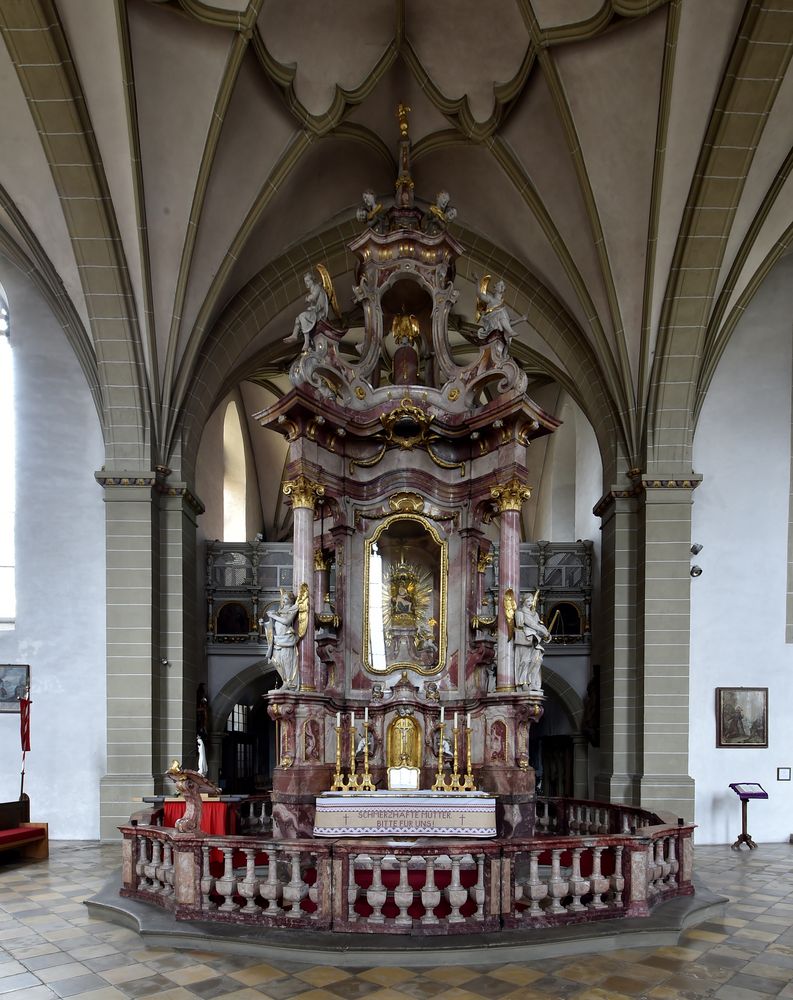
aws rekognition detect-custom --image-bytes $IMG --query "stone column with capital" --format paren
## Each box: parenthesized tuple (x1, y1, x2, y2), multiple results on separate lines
(491, 478, 531, 692)
(282, 475, 324, 691)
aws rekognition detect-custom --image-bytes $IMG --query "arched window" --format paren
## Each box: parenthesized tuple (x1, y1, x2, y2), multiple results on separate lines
(0, 296, 13, 628)
(223, 399, 246, 541)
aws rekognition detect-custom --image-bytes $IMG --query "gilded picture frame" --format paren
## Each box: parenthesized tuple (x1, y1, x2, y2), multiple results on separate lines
(0, 664, 30, 713)
(715, 687, 768, 748)
(362, 512, 447, 675)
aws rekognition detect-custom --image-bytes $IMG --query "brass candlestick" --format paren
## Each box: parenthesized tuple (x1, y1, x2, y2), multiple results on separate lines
(461, 724, 476, 791)
(330, 724, 345, 790)
(330, 715, 376, 792)
(358, 720, 376, 791)
(432, 718, 465, 791)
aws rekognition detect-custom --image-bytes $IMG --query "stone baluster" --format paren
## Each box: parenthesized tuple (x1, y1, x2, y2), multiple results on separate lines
(143, 837, 161, 889)
(394, 856, 413, 928)
(666, 835, 679, 887)
(283, 849, 307, 918)
(610, 845, 625, 908)
(307, 852, 320, 917)
(158, 841, 174, 897)
(421, 856, 440, 926)
(526, 849, 547, 918)
(588, 846, 609, 910)
(216, 847, 237, 912)
(447, 855, 466, 924)
(199, 845, 216, 911)
(366, 856, 387, 925)
(598, 807, 608, 834)
(472, 854, 485, 921)
(568, 847, 587, 913)
(261, 848, 283, 915)
(546, 848, 569, 914)
(656, 837, 671, 886)
(347, 855, 360, 922)
(237, 848, 260, 913)
(135, 835, 149, 882)
(648, 842, 661, 895)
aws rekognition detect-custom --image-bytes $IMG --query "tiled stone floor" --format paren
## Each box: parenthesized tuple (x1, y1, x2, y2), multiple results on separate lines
(1, 842, 793, 999)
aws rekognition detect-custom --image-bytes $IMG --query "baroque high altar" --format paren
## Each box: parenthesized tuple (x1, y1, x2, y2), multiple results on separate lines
(255, 106, 560, 840)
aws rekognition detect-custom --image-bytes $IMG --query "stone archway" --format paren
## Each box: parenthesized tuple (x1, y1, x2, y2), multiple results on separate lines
(208, 660, 280, 789)
(535, 665, 590, 799)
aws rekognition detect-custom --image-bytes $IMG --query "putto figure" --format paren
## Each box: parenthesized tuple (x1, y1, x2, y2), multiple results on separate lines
(474, 274, 528, 344)
(513, 591, 551, 692)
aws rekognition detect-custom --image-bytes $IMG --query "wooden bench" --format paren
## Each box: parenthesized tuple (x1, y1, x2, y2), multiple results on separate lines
(0, 798, 48, 860)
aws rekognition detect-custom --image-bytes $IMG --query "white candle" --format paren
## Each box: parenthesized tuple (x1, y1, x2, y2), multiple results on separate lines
(454, 712, 458, 729)
(364, 706, 369, 723)
(467, 712, 472, 728)
(336, 712, 340, 728)
(350, 711, 355, 730)
(440, 706, 444, 723)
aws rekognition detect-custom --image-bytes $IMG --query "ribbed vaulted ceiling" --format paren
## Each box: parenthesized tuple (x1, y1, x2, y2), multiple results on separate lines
(0, 0, 791, 481)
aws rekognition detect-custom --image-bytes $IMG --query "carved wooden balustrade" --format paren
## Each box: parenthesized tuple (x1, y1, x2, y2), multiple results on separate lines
(120, 804, 694, 934)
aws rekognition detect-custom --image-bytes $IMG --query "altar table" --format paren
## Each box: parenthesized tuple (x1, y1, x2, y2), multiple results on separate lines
(161, 800, 237, 836)
(313, 790, 497, 838)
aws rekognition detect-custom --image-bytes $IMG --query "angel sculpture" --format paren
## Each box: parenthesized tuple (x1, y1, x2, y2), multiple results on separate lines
(285, 264, 340, 352)
(356, 189, 388, 234)
(422, 190, 457, 235)
(165, 759, 221, 836)
(474, 274, 528, 344)
(266, 589, 300, 689)
(513, 591, 551, 692)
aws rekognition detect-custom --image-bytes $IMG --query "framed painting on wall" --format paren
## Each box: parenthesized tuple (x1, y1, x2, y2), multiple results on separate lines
(0, 665, 30, 713)
(716, 687, 768, 747)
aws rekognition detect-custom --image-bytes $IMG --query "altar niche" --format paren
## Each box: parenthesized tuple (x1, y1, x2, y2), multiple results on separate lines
(364, 514, 447, 675)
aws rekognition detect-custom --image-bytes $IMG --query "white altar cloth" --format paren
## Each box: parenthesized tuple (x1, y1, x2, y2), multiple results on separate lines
(313, 790, 497, 838)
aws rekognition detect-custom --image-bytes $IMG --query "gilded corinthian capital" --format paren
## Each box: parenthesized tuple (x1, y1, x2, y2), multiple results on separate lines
(490, 478, 532, 512)
(282, 475, 325, 510)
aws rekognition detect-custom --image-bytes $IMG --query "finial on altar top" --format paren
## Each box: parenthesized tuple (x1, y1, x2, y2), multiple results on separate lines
(397, 103, 411, 138)
(395, 103, 415, 209)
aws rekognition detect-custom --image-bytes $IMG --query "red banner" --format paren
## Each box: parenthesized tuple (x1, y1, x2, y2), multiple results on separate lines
(19, 698, 30, 752)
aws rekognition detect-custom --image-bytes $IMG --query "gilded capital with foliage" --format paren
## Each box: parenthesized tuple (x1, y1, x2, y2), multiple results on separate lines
(490, 478, 531, 512)
(282, 475, 325, 510)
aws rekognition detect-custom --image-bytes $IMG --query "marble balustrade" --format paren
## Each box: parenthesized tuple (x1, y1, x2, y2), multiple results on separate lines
(119, 808, 694, 933)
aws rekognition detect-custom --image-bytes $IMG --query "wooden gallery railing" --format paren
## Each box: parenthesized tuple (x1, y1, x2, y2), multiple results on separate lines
(119, 799, 694, 935)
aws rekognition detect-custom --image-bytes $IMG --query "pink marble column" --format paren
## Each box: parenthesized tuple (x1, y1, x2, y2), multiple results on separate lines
(283, 475, 325, 691)
(491, 480, 531, 691)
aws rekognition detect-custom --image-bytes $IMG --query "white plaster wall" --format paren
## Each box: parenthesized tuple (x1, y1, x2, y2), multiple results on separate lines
(0, 264, 105, 838)
(691, 252, 793, 844)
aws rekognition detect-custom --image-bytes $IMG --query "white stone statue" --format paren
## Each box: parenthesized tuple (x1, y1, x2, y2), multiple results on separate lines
(285, 270, 329, 351)
(266, 589, 301, 690)
(513, 591, 550, 692)
(474, 274, 527, 344)
(196, 734, 208, 777)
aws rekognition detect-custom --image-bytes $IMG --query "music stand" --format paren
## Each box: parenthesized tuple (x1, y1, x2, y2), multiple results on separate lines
(728, 782, 768, 850)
